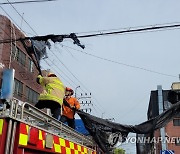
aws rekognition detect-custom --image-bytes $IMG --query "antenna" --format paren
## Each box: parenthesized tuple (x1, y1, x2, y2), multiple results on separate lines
(20, 13, 24, 32)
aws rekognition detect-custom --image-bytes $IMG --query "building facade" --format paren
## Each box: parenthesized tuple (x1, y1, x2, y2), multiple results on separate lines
(0, 15, 42, 104)
(147, 87, 180, 153)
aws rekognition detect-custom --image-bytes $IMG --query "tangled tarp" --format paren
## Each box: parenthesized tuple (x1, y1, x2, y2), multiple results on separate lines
(20, 33, 85, 75)
(29, 33, 85, 49)
(77, 101, 180, 153)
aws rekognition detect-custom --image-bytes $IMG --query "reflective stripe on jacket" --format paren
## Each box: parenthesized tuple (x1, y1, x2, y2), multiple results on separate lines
(62, 97, 80, 119)
(38, 75, 65, 105)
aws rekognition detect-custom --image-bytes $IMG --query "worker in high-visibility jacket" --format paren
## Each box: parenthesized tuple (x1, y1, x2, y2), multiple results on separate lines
(35, 72, 65, 119)
(60, 87, 80, 129)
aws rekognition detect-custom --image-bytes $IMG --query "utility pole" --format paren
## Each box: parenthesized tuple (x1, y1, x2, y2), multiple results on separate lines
(75, 86, 80, 98)
(157, 85, 166, 151)
(78, 92, 92, 113)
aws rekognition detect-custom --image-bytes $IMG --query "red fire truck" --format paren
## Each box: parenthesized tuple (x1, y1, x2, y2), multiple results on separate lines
(0, 98, 98, 154)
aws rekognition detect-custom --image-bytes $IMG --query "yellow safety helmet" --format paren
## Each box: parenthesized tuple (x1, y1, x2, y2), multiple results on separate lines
(47, 72, 57, 77)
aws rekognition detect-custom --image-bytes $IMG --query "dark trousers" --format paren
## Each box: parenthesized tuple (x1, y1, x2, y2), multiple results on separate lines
(35, 100, 61, 120)
(60, 115, 75, 129)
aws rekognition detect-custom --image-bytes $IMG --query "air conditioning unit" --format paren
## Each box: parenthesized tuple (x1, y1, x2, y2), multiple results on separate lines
(171, 82, 180, 90)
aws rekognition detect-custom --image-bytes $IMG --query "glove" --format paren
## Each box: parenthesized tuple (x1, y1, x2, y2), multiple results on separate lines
(71, 106, 76, 110)
(36, 77, 40, 84)
(36, 75, 42, 84)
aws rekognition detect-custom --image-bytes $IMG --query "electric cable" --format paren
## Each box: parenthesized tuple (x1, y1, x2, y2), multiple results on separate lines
(0, 0, 57, 5)
(55, 45, 107, 113)
(6, 0, 38, 35)
(1, 23, 180, 44)
(0, 5, 24, 32)
(43, 53, 103, 115)
(44, 50, 79, 87)
(52, 49, 90, 92)
(47, 47, 104, 114)
(43, 58, 76, 88)
(76, 22, 180, 35)
(61, 44, 177, 78)
(77, 24, 180, 38)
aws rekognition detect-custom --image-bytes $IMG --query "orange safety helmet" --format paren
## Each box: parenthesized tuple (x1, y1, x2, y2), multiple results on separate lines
(66, 87, 74, 95)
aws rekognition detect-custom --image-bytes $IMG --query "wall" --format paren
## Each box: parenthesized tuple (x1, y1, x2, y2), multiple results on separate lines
(0, 14, 42, 103)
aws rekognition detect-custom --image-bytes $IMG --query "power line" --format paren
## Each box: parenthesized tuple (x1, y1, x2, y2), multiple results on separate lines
(51, 45, 107, 114)
(48, 44, 92, 93)
(0, 14, 178, 92)
(61, 44, 177, 78)
(43, 50, 105, 115)
(0, 5, 36, 36)
(0, 5, 24, 32)
(50, 47, 104, 114)
(1, 23, 180, 44)
(6, 0, 38, 35)
(77, 23, 180, 38)
(43, 58, 77, 88)
(76, 22, 180, 35)
(46, 49, 80, 87)
(0, 0, 57, 5)
(57, 45, 111, 113)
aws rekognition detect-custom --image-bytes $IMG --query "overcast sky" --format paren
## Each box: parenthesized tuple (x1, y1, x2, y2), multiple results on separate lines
(1, 1, 180, 153)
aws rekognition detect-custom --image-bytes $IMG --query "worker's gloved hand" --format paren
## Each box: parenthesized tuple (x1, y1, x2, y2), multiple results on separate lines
(71, 106, 76, 110)
(36, 75, 42, 84)
(36, 77, 40, 84)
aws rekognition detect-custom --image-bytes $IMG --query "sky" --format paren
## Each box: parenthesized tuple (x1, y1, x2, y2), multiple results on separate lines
(1, 0, 180, 153)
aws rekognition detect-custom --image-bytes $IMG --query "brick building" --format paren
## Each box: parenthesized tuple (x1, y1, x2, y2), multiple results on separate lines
(0, 14, 42, 104)
(136, 85, 180, 154)
(147, 86, 180, 153)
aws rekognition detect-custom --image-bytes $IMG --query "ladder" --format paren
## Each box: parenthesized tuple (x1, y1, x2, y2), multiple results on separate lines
(0, 98, 95, 149)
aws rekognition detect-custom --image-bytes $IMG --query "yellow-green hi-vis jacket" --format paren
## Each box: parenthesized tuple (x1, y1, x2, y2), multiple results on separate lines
(37, 75, 65, 106)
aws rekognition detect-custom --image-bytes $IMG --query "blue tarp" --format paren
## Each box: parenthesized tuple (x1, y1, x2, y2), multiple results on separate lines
(75, 119, 89, 135)
(0, 69, 15, 99)
(160, 150, 174, 154)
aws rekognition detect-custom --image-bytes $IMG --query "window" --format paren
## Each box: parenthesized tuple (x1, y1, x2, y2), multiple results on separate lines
(14, 79, 23, 97)
(11, 44, 26, 66)
(28, 58, 34, 72)
(11, 44, 17, 60)
(175, 112, 180, 118)
(175, 138, 180, 146)
(173, 119, 180, 126)
(26, 86, 39, 104)
(164, 100, 172, 110)
(17, 49, 26, 66)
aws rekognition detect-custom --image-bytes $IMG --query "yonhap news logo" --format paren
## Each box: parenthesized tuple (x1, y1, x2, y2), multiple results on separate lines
(124, 136, 180, 144)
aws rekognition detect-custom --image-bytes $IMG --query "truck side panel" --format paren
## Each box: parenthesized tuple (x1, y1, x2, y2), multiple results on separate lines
(0, 119, 7, 154)
(13, 122, 96, 154)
